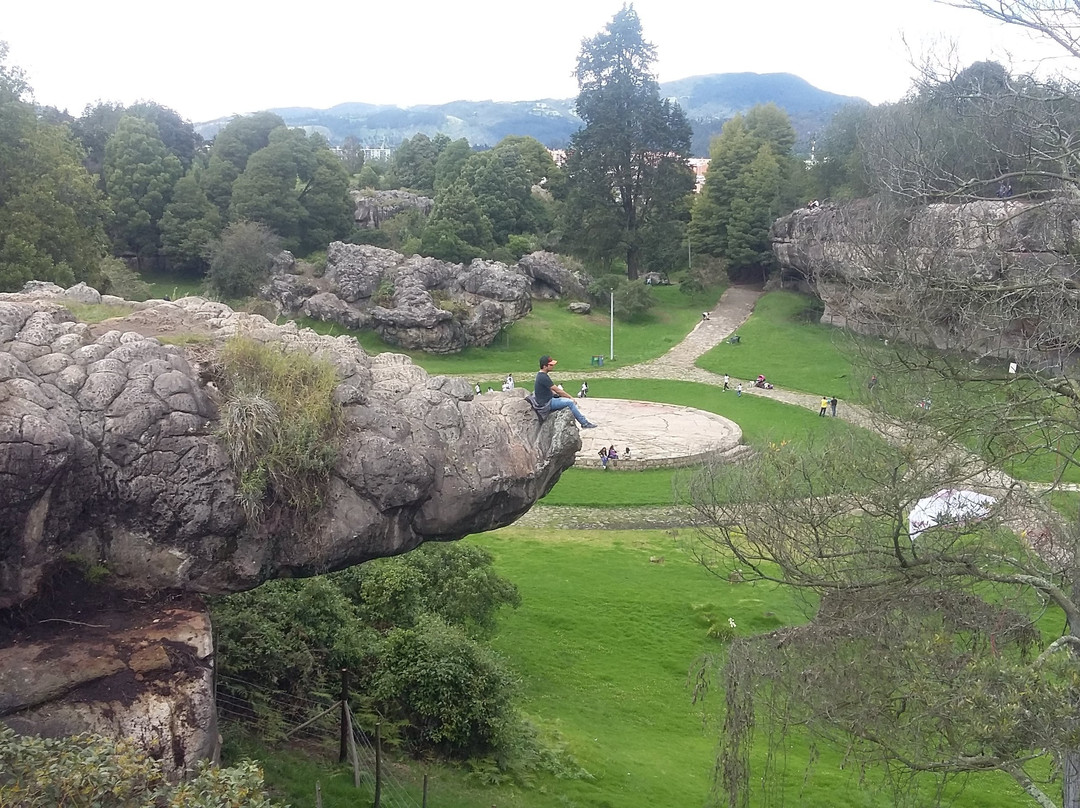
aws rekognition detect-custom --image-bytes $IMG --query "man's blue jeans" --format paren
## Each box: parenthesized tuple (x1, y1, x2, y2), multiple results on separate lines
(548, 397, 588, 425)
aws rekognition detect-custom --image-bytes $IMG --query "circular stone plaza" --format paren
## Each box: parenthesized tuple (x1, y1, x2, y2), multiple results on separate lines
(568, 398, 748, 469)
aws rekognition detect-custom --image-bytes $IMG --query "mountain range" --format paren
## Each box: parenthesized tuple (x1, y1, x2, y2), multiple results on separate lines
(194, 72, 866, 157)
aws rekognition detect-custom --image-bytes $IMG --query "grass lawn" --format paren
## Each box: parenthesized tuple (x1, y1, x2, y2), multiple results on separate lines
(288, 285, 723, 378)
(137, 268, 205, 300)
(541, 379, 876, 506)
(237, 529, 1032, 808)
(696, 290, 882, 403)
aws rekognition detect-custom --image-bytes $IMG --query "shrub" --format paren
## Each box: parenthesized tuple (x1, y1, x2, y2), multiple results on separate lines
(215, 337, 341, 523)
(205, 221, 281, 299)
(372, 277, 395, 307)
(0, 727, 281, 808)
(98, 256, 152, 301)
(373, 614, 518, 756)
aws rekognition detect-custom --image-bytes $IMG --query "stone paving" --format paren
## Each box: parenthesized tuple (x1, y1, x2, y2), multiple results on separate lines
(571, 398, 745, 469)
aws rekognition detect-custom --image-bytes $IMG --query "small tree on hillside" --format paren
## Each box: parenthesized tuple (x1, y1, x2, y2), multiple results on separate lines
(205, 220, 280, 298)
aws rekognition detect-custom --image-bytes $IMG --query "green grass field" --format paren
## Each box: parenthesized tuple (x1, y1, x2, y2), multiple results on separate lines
(240, 529, 1032, 808)
(696, 290, 881, 403)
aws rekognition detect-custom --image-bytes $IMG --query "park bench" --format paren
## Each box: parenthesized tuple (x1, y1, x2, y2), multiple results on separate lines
(728, 335, 741, 345)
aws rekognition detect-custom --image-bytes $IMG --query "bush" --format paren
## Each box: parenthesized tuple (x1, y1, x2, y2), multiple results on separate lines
(374, 614, 518, 756)
(98, 257, 152, 301)
(212, 543, 523, 756)
(614, 281, 656, 321)
(205, 221, 281, 299)
(0, 727, 281, 808)
(215, 337, 341, 522)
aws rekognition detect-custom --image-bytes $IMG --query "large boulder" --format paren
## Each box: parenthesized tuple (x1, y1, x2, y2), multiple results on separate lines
(0, 293, 580, 768)
(771, 198, 1080, 355)
(517, 251, 587, 300)
(305, 243, 532, 354)
(351, 190, 434, 229)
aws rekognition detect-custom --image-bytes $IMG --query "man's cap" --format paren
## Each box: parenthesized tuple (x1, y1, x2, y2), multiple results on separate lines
(540, 355, 557, 368)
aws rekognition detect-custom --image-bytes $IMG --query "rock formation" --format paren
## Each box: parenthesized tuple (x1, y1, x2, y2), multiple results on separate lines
(351, 190, 434, 229)
(264, 243, 538, 354)
(771, 198, 1080, 357)
(517, 251, 587, 300)
(0, 288, 580, 771)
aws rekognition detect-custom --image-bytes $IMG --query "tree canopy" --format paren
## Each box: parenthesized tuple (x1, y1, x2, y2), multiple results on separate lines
(563, 4, 694, 279)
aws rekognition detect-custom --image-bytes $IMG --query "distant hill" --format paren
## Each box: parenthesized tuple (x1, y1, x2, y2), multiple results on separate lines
(194, 73, 866, 157)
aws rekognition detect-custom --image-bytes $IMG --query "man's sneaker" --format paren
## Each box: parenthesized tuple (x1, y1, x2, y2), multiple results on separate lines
(582, 422, 599, 429)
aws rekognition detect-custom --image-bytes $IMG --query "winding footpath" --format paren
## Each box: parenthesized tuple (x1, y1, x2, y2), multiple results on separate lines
(516, 286, 1051, 531)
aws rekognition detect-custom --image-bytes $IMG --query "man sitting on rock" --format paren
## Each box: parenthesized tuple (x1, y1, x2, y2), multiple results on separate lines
(535, 355, 598, 428)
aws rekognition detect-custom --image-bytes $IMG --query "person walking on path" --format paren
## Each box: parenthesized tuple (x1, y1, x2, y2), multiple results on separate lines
(829, 396, 838, 417)
(737, 382, 743, 397)
(535, 355, 598, 428)
(819, 396, 829, 416)
(723, 374, 730, 390)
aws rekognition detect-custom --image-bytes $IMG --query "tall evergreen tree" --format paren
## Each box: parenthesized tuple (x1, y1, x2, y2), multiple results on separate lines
(563, 4, 694, 279)
(102, 115, 182, 259)
(690, 103, 800, 280)
(159, 167, 222, 274)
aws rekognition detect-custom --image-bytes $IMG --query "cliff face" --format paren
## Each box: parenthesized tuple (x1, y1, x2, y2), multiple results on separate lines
(0, 290, 580, 771)
(770, 198, 1080, 357)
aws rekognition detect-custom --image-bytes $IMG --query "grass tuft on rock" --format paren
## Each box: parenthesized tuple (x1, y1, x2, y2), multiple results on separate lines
(216, 337, 341, 524)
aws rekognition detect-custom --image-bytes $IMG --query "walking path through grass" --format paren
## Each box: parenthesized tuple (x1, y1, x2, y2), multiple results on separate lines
(522, 285, 1057, 529)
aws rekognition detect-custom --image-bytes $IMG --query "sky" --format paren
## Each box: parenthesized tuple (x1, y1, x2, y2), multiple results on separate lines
(3, 0, 1072, 123)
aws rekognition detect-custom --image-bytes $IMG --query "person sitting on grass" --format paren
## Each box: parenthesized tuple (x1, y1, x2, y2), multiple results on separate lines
(534, 355, 598, 429)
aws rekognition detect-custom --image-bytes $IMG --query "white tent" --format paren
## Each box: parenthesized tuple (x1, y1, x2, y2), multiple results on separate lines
(908, 488, 997, 540)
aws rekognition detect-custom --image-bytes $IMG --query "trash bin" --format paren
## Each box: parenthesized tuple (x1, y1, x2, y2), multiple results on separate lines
(591, 355, 604, 366)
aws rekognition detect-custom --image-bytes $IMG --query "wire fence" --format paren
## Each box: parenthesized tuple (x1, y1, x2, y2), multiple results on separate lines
(216, 673, 424, 808)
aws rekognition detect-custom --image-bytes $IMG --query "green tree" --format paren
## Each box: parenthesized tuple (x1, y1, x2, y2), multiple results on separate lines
(230, 128, 350, 253)
(724, 144, 784, 279)
(356, 163, 380, 189)
(690, 104, 800, 280)
(421, 177, 492, 262)
(388, 133, 441, 193)
(563, 5, 694, 279)
(0, 45, 108, 290)
(203, 112, 285, 215)
(102, 115, 182, 259)
(298, 143, 353, 252)
(159, 167, 222, 274)
(205, 220, 280, 298)
(433, 137, 473, 195)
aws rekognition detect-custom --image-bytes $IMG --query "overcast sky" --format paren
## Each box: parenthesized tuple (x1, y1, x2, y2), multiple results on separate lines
(3, 0, 1071, 123)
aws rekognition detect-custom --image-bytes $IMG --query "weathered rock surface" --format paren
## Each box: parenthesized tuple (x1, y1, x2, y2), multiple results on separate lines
(517, 252, 587, 300)
(0, 594, 216, 775)
(771, 198, 1080, 354)
(0, 290, 580, 767)
(265, 242, 534, 354)
(351, 190, 434, 229)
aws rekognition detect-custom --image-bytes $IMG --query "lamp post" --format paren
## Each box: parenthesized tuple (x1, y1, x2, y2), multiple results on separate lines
(609, 287, 614, 362)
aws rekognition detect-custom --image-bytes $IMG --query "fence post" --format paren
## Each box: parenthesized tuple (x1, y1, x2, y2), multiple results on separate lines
(373, 721, 383, 808)
(422, 773, 429, 808)
(343, 706, 362, 788)
(338, 668, 350, 764)
(315, 781, 322, 808)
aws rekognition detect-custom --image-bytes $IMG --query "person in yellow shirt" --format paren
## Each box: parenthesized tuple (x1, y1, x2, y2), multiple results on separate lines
(819, 396, 829, 417)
